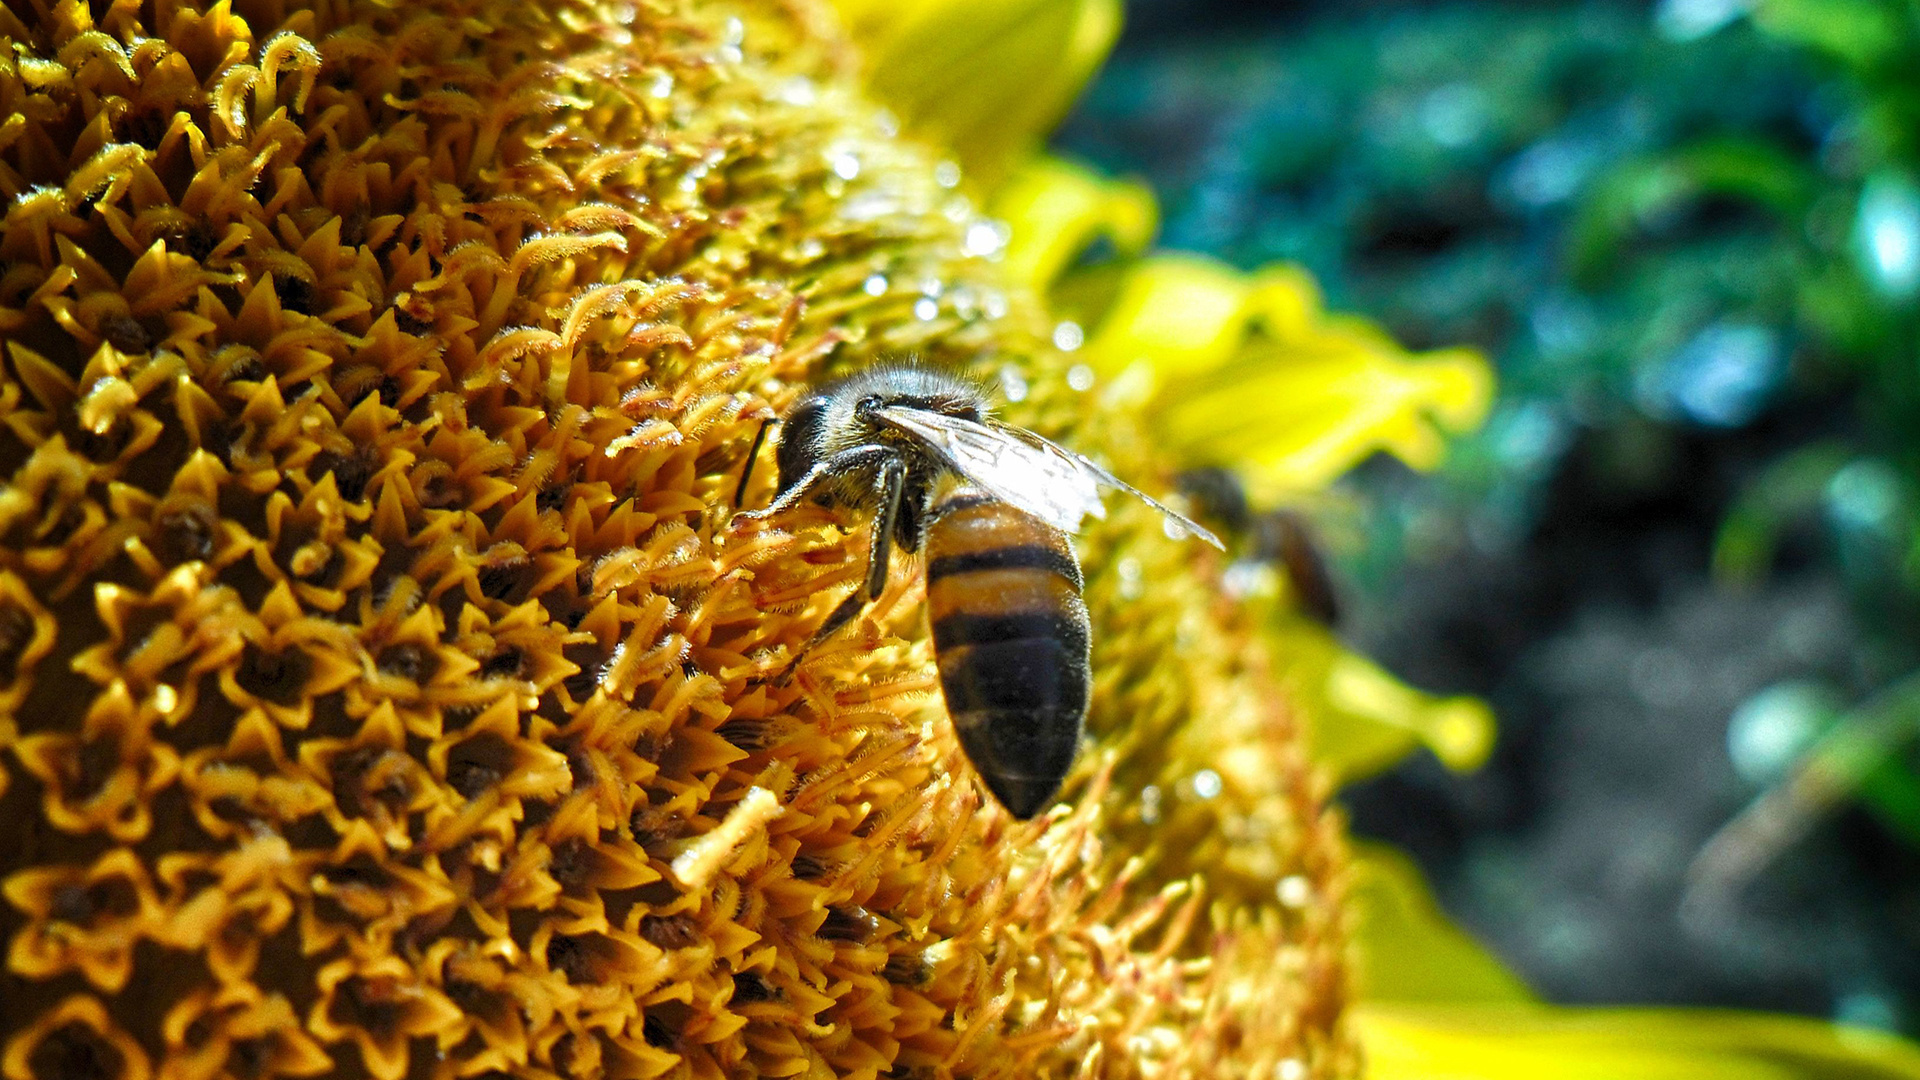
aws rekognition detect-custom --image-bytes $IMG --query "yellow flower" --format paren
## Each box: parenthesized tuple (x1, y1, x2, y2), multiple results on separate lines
(2, 0, 1353, 1076)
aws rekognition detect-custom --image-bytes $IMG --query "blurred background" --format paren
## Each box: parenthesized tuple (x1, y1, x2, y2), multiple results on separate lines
(1053, 0, 1920, 1035)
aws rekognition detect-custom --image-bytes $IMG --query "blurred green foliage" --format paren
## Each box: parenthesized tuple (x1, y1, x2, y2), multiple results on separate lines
(1062, 0, 1920, 881)
(1661, 0, 1920, 854)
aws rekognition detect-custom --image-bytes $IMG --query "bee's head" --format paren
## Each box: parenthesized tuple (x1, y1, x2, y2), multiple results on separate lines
(834, 365, 986, 436)
(854, 364, 984, 417)
(773, 364, 987, 490)
(852, 388, 981, 423)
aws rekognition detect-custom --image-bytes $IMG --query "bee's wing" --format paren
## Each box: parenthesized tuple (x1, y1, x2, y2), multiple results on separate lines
(874, 406, 1103, 532)
(873, 407, 1224, 549)
(1048, 435, 1227, 551)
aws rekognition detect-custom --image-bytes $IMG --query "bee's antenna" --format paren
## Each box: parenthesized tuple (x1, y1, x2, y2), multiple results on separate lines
(734, 417, 775, 509)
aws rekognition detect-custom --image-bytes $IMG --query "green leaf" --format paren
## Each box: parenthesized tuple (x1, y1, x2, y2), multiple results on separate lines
(1568, 141, 1816, 286)
(1752, 0, 1905, 71)
(1857, 753, 1920, 846)
(1712, 443, 1854, 585)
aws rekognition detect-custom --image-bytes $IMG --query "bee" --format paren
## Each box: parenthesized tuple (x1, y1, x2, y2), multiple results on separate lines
(1176, 466, 1341, 627)
(736, 365, 1222, 818)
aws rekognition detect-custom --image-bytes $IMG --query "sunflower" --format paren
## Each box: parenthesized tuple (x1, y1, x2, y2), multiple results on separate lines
(0, 0, 1915, 1077)
(0, 0, 1341, 1076)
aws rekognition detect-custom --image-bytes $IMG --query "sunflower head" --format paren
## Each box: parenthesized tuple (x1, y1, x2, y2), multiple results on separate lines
(0, 0, 1356, 1077)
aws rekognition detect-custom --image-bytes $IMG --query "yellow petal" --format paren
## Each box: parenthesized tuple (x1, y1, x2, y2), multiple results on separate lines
(1349, 840, 1532, 1005)
(1080, 253, 1261, 376)
(1323, 649, 1495, 775)
(1159, 335, 1494, 494)
(831, 0, 1121, 188)
(1275, 624, 1494, 783)
(1357, 1003, 1920, 1080)
(1062, 250, 1494, 493)
(1352, 844, 1920, 1078)
(993, 156, 1157, 294)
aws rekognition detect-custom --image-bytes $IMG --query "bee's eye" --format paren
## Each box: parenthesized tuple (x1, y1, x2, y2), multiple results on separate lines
(855, 395, 882, 416)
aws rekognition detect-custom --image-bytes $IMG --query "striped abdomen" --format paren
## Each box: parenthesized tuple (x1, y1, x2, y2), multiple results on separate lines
(924, 488, 1090, 818)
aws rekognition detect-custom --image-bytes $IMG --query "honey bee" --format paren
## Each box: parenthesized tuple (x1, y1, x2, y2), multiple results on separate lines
(736, 365, 1222, 818)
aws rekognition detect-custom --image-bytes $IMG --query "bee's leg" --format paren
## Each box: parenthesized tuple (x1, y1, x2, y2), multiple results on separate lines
(775, 458, 905, 684)
(862, 457, 906, 600)
(734, 445, 893, 521)
(732, 417, 775, 509)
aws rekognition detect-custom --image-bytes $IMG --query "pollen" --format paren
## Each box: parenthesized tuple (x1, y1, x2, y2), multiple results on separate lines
(0, 0, 1354, 1078)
